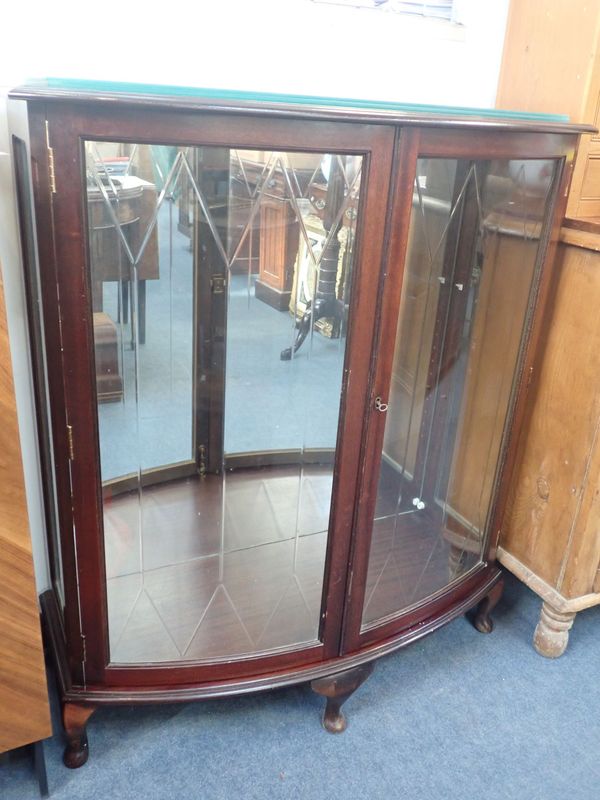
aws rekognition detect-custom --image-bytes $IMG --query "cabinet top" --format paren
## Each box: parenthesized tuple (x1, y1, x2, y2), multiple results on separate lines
(10, 78, 596, 135)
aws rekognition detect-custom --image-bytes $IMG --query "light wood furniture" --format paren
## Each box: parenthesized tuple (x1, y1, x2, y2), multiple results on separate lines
(502, 221, 600, 656)
(0, 261, 51, 786)
(497, 0, 600, 217)
(11, 79, 586, 766)
(496, 0, 600, 656)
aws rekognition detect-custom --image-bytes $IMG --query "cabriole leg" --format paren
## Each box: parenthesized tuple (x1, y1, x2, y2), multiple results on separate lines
(311, 662, 374, 734)
(533, 602, 576, 658)
(472, 577, 504, 634)
(62, 702, 96, 769)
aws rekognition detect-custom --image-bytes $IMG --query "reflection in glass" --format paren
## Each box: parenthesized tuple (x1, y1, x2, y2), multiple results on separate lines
(84, 142, 362, 662)
(361, 157, 556, 629)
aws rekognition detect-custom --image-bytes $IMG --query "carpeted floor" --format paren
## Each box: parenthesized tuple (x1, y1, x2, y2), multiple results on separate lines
(2, 571, 599, 800)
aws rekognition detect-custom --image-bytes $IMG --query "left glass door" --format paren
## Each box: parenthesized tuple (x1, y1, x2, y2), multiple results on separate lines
(84, 140, 364, 664)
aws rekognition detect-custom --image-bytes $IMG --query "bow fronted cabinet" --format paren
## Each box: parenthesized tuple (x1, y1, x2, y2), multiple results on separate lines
(9, 81, 591, 767)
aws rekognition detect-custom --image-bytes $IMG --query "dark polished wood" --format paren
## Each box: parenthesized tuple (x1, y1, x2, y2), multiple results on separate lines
(28, 106, 85, 681)
(339, 127, 420, 651)
(34, 100, 396, 687)
(40, 566, 499, 704)
(62, 702, 96, 769)
(13, 85, 584, 764)
(311, 662, 374, 733)
(10, 84, 595, 135)
(471, 577, 505, 634)
(194, 150, 229, 475)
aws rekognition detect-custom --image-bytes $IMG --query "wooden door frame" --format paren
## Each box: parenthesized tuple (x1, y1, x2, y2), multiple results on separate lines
(33, 98, 395, 688)
(340, 127, 578, 655)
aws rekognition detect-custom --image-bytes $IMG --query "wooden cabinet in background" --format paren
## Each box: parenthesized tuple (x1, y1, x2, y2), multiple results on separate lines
(501, 222, 600, 656)
(496, 0, 600, 217)
(496, 0, 600, 655)
(0, 261, 51, 786)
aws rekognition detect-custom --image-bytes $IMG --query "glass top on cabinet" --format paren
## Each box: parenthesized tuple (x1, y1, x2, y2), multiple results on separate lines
(17, 77, 571, 124)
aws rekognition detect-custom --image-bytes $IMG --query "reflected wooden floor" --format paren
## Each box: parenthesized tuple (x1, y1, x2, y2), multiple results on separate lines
(362, 513, 479, 628)
(103, 464, 479, 663)
(104, 465, 332, 663)
(362, 460, 481, 627)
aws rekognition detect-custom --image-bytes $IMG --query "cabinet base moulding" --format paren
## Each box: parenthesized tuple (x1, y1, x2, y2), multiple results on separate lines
(40, 566, 503, 767)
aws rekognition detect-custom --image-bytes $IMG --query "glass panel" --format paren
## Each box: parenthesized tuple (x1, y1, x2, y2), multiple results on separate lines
(362, 157, 556, 629)
(84, 142, 362, 662)
(41, 78, 569, 122)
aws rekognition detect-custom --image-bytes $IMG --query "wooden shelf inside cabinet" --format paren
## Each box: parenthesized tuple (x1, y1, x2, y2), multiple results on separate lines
(9, 79, 588, 766)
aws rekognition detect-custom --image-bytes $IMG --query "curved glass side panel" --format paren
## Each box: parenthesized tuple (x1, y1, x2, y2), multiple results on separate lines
(83, 142, 362, 662)
(362, 157, 556, 629)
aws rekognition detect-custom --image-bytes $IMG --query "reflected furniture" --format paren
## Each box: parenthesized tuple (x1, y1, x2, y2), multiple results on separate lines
(496, 0, 600, 655)
(10, 79, 589, 766)
(0, 259, 51, 796)
(87, 174, 160, 344)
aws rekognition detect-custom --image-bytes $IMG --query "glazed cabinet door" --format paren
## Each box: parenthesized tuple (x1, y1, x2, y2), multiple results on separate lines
(342, 129, 567, 652)
(37, 102, 394, 686)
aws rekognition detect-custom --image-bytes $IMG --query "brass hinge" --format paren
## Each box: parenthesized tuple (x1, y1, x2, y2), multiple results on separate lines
(47, 146, 57, 194)
(45, 120, 56, 194)
(67, 424, 75, 460)
(210, 274, 226, 294)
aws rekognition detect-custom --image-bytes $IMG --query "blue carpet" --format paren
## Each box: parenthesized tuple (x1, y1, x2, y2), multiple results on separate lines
(2, 572, 600, 799)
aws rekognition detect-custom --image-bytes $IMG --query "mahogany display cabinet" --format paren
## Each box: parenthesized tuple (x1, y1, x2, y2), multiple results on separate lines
(9, 80, 590, 768)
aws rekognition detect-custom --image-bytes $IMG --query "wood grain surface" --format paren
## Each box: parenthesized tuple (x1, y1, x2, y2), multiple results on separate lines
(496, 0, 600, 123)
(447, 219, 539, 532)
(496, 0, 600, 219)
(0, 262, 51, 753)
(502, 239, 600, 596)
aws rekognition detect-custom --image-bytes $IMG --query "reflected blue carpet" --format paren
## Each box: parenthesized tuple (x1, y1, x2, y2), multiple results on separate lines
(2, 573, 600, 799)
(98, 201, 345, 480)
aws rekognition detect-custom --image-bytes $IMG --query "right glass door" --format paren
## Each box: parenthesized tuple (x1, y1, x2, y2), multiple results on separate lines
(361, 156, 556, 629)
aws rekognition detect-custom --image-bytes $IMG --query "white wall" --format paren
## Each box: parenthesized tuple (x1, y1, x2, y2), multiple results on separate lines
(0, 0, 510, 590)
(3, 0, 510, 106)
